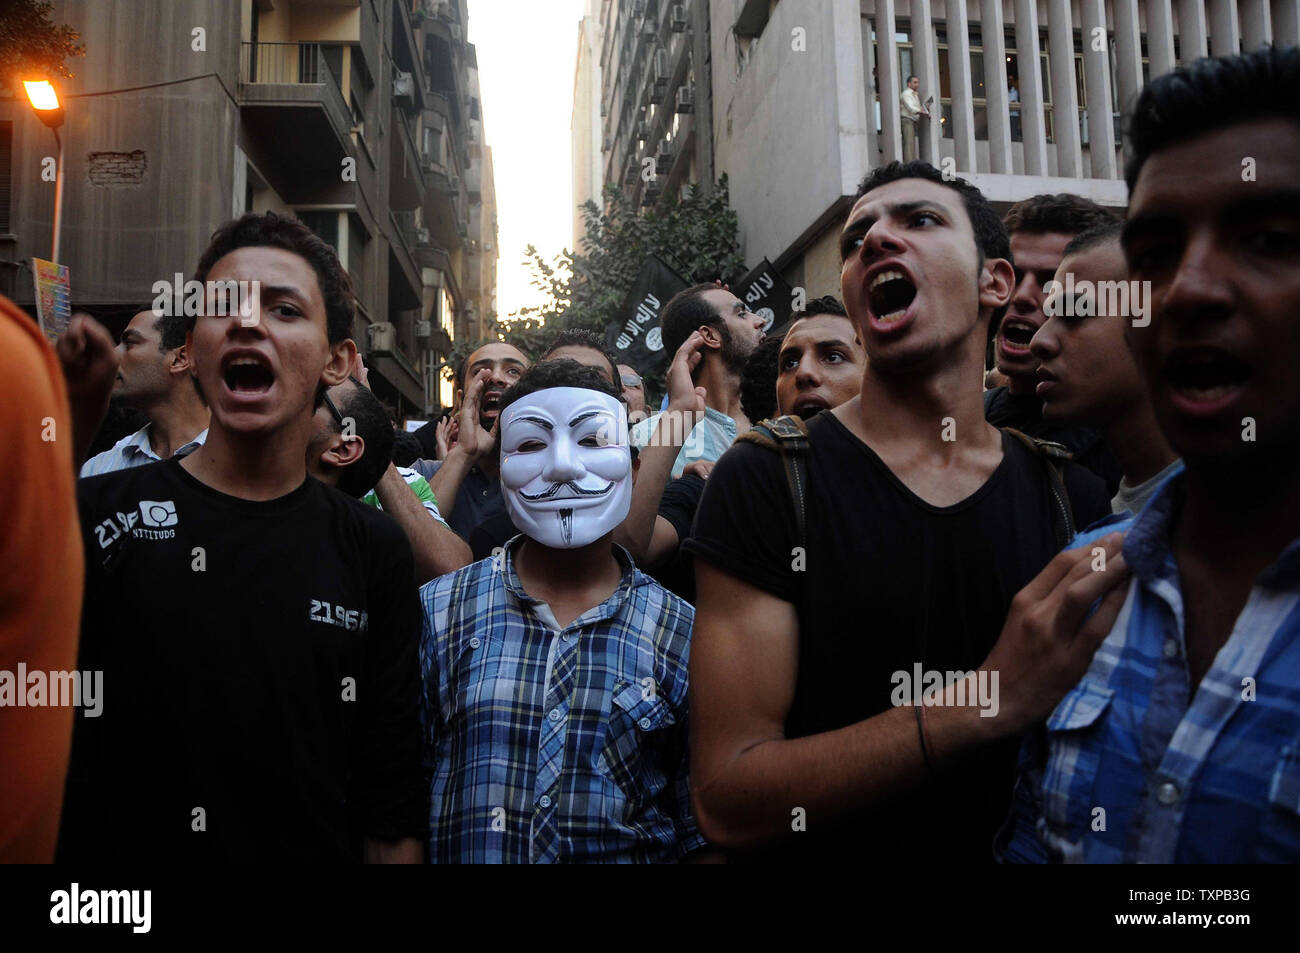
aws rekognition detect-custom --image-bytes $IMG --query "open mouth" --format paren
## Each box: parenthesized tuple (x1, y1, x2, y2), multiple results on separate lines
(792, 395, 829, 419)
(999, 319, 1039, 355)
(221, 354, 274, 395)
(481, 390, 503, 416)
(1165, 347, 1250, 408)
(867, 269, 917, 326)
(520, 480, 615, 502)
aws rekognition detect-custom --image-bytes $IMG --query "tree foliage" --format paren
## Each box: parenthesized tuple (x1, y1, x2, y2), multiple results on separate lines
(0, 0, 84, 93)
(439, 176, 745, 406)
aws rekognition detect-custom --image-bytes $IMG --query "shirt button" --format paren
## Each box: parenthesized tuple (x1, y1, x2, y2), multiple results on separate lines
(1157, 782, 1179, 805)
(561, 633, 571, 643)
(469, 637, 481, 649)
(638, 717, 652, 730)
(1163, 639, 1179, 658)
(549, 708, 561, 722)
(538, 795, 551, 808)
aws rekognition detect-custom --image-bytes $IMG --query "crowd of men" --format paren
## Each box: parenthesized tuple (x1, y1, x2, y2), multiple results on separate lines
(2, 46, 1298, 864)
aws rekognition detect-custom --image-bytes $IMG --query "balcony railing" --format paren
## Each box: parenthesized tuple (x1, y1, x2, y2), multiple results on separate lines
(240, 42, 343, 95)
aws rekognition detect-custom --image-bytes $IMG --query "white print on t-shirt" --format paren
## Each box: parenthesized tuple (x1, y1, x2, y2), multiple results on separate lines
(307, 599, 369, 633)
(93, 502, 182, 549)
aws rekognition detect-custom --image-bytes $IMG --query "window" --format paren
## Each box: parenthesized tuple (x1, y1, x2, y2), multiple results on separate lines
(298, 211, 339, 252)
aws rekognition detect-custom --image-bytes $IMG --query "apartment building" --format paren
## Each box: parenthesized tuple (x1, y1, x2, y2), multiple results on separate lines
(710, 0, 1300, 299)
(0, 0, 496, 417)
(596, 0, 716, 215)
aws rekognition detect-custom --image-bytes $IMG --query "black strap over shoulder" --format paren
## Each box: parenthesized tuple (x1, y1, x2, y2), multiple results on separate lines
(1002, 427, 1077, 549)
(737, 414, 810, 550)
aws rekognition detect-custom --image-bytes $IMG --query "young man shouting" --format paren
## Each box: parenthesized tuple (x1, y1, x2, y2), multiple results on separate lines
(420, 359, 703, 863)
(1001, 46, 1300, 863)
(1029, 221, 1179, 515)
(686, 162, 1115, 863)
(59, 212, 427, 862)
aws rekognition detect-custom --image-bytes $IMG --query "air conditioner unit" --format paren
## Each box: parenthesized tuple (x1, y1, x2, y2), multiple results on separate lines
(450, 23, 462, 42)
(415, 226, 431, 244)
(641, 18, 656, 40)
(632, 0, 646, 16)
(675, 86, 694, 113)
(484, 240, 493, 252)
(414, 319, 433, 341)
(671, 4, 688, 32)
(656, 141, 674, 174)
(448, 174, 460, 191)
(413, 0, 435, 23)
(641, 184, 661, 207)
(393, 71, 414, 107)
(654, 49, 670, 91)
(624, 156, 640, 185)
(636, 120, 651, 141)
(367, 322, 396, 355)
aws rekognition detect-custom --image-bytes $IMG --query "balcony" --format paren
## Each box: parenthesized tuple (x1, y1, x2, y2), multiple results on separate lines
(238, 42, 354, 194)
(390, 109, 426, 211)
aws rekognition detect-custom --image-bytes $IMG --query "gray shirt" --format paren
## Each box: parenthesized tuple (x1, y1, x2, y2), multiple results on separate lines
(1111, 460, 1183, 516)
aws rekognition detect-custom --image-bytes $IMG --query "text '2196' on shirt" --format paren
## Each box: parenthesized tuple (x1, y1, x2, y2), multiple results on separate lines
(684, 409, 1110, 864)
(58, 458, 428, 863)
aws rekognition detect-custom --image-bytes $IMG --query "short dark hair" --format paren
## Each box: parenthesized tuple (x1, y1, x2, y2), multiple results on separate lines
(541, 329, 620, 384)
(659, 283, 724, 364)
(853, 161, 1012, 330)
(739, 334, 783, 424)
(789, 295, 847, 322)
(1063, 219, 1125, 258)
(497, 358, 624, 417)
(1126, 46, 1300, 192)
(1003, 193, 1118, 238)
(455, 339, 529, 391)
(332, 382, 396, 498)
(193, 211, 356, 344)
(853, 161, 1011, 265)
(391, 429, 424, 469)
(153, 310, 190, 352)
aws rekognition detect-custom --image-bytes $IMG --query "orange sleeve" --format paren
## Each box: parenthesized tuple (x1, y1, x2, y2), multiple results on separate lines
(0, 294, 85, 862)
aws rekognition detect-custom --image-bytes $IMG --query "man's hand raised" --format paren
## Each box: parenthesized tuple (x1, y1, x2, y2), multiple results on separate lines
(664, 330, 707, 426)
(455, 368, 497, 461)
(57, 312, 120, 465)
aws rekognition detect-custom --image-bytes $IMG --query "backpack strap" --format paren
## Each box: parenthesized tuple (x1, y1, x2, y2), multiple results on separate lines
(736, 414, 810, 550)
(1002, 427, 1077, 549)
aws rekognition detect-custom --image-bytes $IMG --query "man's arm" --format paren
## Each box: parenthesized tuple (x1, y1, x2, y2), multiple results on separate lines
(371, 464, 471, 582)
(689, 534, 1131, 850)
(426, 370, 495, 520)
(54, 313, 119, 469)
(615, 332, 705, 565)
(362, 836, 423, 863)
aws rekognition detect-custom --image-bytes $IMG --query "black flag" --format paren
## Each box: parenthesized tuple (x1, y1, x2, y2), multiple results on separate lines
(604, 255, 690, 379)
(736, 258, 794, 337)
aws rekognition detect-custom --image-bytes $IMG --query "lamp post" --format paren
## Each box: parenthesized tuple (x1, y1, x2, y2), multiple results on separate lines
(23, 80, 66, 262)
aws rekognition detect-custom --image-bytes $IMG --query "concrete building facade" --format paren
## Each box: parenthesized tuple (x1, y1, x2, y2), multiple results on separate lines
(0, 0, 496, 418)
(710, 0, 1300, 298)
(596, 0, 716, 215)
(581, 0, 1297, 302)
(572, 0, 605, 250)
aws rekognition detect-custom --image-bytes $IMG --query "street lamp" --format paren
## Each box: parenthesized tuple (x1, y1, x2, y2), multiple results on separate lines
(23, 80, 66, 262)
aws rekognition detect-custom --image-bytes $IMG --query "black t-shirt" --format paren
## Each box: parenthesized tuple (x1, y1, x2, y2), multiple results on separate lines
(984, 386, 1124, 494)
(58, 459, 428, 863)
(648, 473, 706, 604)
(684, 411, 1109, 863)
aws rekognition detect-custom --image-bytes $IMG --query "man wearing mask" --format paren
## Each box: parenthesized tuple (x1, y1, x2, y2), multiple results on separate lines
(419, 359, 703, 863)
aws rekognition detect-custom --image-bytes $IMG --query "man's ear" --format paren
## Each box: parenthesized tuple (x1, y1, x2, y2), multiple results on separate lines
(318, 432, 366, 471)
(978, 257, 1016, 313)
(170, 344, 192, 376)
(323, 338, 358, 388)
(697, 323, 723, 352)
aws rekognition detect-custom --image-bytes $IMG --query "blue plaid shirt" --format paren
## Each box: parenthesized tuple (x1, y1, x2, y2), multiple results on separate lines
(1000, 465, 1300, 862)
(418, 535, 704, 863)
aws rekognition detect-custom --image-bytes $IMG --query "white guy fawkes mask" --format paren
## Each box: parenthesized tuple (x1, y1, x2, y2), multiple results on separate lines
(499, 386, 632, 549)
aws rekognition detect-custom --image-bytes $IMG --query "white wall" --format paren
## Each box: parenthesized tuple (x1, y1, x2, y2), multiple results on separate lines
(711, 0, 869, 268)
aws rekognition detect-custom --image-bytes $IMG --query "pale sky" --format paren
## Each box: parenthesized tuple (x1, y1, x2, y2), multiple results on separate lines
(467, 0, 587, 322)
